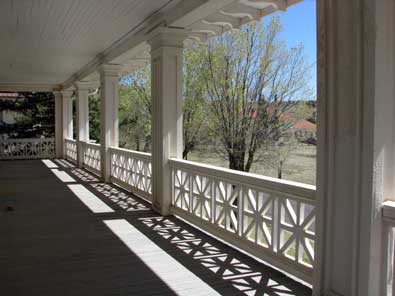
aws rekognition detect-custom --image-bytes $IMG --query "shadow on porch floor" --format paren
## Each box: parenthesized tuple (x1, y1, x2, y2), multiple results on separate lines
(0, 159, 311, 296)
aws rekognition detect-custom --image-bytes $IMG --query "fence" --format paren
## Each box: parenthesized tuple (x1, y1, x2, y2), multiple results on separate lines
(0, 138, 54, 160)
(169, 158, 316, 283)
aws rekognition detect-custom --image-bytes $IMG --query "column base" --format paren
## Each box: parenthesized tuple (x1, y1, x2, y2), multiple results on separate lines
(151, 201, 171, 216)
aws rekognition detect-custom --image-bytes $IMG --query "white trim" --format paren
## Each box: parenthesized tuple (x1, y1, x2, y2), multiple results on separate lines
(169, 158, 316, 200)
(0, 84, 59, 92)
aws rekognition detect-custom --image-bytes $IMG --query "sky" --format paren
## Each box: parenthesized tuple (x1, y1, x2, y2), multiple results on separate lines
(269, 0, 317, 94)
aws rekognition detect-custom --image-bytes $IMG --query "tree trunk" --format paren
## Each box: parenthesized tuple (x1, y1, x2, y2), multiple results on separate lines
(278, 161, 283, 179)
(228, 153, 245, 171)
(135, 133, 140, 151)
(183, 149, 188, 160)
(143, 135, 151, 152)
(183, 142, 195, 160)
(228, 152, 244, 232)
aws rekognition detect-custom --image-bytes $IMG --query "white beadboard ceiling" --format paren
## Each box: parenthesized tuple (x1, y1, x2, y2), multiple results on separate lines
(0, 0, 181, 86)
(0, 0, 299, 90)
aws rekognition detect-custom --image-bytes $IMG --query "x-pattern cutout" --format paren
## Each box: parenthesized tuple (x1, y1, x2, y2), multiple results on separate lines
(242, 189, 273, 248)
(110, 154, 151, 194)
(214, 181, 240, 232)
(174, 169, 191, 211)
(278, 199, 315, 265)
(192, 175, 212, 220)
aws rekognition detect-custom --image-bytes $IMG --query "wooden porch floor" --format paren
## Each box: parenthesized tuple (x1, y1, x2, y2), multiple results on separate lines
(0, 159, 312, 296)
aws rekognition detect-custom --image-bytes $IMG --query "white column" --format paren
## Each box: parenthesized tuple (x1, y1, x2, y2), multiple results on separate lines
(61, 89, 74, 161)
(148, 27, 187, 216)
(61, 90, 74, 142)
(53, 91, 63, 159)
(314, 0, 395, 295)
(74, 82, 92, 168)
(99, 64, 121, 182)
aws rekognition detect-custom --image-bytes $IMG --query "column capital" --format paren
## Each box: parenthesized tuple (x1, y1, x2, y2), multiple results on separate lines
(60, 89, 74, 99)
(74, 81, 98, 91)
(147, 26, 189, 51)
(52, 91, 62, 99)
(99, 64, 122, 77)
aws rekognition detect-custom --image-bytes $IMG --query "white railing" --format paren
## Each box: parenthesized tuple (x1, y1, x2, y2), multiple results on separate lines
(169, 158, 316, 283)
(82, 141, 101, 175)
(65, 138, 77, 163)
(0, 138, 54, 160)
(383, 201, 395, 296)
(109, 146, 152, 201)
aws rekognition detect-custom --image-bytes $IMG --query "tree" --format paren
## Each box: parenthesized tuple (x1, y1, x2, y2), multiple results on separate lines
(89, 94, 100, 143)
(0, 92, 55, 138)
(261, 135, 298, 179)
(200, 18, 313, 172)
(119, 64, 152, 151)
(118, 58, 210, 158)
(182, 47, 208, 159)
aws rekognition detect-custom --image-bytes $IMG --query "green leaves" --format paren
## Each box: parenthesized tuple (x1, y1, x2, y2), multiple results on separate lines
(113, 17, 313, 174)
(118, 64, 152, 151)
(193, 18, 313, 172)
(0, 92, 55, 138)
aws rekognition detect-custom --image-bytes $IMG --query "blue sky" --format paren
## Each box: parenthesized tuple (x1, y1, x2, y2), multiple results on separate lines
(269, 0, 317, 94)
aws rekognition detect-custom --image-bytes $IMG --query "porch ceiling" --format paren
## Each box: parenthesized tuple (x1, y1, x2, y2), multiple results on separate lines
(0, 0, 300, 91)
(0, 0, 183, 86)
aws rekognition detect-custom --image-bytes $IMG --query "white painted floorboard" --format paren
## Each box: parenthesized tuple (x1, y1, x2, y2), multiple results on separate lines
(104, 219, 221, 296)
(68, 184, 114, 213)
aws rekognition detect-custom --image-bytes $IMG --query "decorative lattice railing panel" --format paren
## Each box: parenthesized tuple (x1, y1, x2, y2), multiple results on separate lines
(82, 142, 101, 175)
(0, 138, 54, 160)
(110, 147, 152, 201)
(65, 138, 77, 163)
(170, 158, 316, 283)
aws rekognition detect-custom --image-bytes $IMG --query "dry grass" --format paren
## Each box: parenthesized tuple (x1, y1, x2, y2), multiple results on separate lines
(188, 144, 317, 186)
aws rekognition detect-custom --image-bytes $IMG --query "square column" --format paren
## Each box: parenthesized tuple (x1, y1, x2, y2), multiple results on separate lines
(148, 27, 188, 216)
(61, 90, 74, 145)
(99, 64, 121, 182)
(314, 0, 395, 295)
(53, 91, 63, 158)
(55, 89, 74, 158)
(74, 82, 93, 168)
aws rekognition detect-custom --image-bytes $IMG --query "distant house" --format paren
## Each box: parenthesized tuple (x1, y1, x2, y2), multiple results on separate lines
(292, 118, 317, 142)
(251, 105, 317, 144)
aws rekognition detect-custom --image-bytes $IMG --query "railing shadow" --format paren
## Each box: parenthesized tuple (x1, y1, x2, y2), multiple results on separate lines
(132, 215, 312, 296)
(54, 158, 311, 295)
(54, 159, 151, 212)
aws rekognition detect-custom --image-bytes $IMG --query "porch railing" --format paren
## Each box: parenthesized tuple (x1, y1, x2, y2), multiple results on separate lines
(64, 138, 77, 163)
(62, 142, 317, 282)
(383, 201, 395, 295)
(169, 158, 316, 283)
(82, 141, 101, 175)
(0, 138, 54, 160)
(109, 146, 152, 201)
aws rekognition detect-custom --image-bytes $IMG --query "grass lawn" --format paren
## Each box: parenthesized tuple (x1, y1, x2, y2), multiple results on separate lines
(187, 144, 317, 186)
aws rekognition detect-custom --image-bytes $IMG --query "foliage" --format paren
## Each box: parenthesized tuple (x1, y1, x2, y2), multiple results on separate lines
(182, 46, 209, 159)
(112, 17, 313, 173)
(119, 64, 152, 151)
(89, 94, 100, 143)
(117, 55, 210, 159)
(0, 92, 55, 138)
(198, 18, 313, 172)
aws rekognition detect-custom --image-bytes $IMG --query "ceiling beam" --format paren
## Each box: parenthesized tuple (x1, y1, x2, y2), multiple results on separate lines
(0, 84, 60, 92)
(61, 0, 215, 89)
